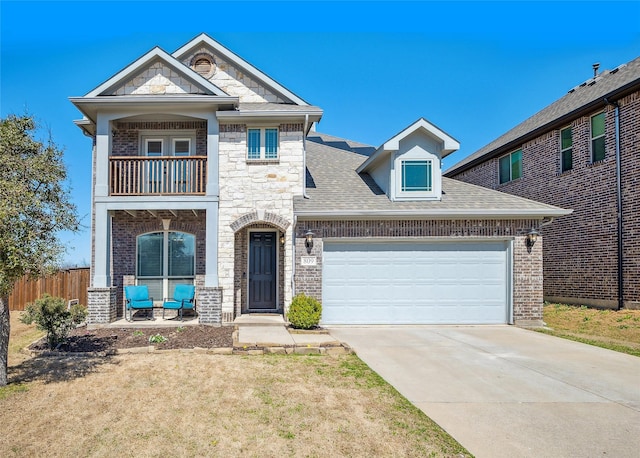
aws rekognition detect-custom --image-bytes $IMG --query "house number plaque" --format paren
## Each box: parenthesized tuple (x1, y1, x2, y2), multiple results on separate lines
(300, 256, 317, 266)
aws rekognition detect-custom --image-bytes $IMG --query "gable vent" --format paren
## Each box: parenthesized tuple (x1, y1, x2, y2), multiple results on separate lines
(190, 53, 216, 78)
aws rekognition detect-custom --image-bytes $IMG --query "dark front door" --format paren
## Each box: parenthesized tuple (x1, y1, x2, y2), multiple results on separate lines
(249, 232, 277, 310)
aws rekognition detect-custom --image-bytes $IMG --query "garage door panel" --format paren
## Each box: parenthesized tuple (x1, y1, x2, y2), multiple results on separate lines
(322, 241, 509, 325)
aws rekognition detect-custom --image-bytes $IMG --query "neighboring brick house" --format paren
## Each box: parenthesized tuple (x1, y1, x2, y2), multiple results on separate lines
(71, 34, 568, 327)
(445, 57, 640, 310)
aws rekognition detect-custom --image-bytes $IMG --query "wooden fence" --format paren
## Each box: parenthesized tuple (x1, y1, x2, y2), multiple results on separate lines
(8, 268, 90, 311)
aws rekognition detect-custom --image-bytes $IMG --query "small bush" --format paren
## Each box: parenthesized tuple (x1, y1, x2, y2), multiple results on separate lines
(287, 293, 322, 329)
(149, 334, 167, 344)
(20, 294, 87, 349)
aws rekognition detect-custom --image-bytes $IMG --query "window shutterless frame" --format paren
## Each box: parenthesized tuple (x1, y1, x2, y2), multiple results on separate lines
(591, 112, 606, 162)
(136, 231, 196, 302)
(560, 127, 573, 173)
(247, 127, 279, 160)
(498, 149, 522, 184)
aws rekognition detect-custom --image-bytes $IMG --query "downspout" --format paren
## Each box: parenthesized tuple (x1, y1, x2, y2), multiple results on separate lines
(605, 97, 623, 310)
(303, 114, 310, 199)
(291, 214, 297, 299)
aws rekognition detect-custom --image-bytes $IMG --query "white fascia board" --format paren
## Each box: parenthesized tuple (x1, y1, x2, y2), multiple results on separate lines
(173, 33, 310, 106)
(69, 95, 238, 124)
(295, 208, 573, 220)
(84, 47, 228, 98)
(356, 145, 386, 173)
(216, 109, 323, 123)
(357, 118, 460, 174)
(97, 196, 218, 211)
(383, 118, 460, 155)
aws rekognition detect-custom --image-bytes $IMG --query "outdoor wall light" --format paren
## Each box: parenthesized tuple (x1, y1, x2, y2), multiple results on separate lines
(280, 233, 286, 246)
(526, 228, 539, 252)
(304, 230, 315, 251)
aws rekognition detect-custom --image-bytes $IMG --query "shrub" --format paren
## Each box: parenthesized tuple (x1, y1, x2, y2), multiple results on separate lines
(287, 293, 322, 329)
(20, 294, 87, 349)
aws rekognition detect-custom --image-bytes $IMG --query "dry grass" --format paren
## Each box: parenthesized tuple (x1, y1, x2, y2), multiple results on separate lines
(8, 311, 45, 366)
(1, 324, 469, 457)
(540, 303, 640, 356)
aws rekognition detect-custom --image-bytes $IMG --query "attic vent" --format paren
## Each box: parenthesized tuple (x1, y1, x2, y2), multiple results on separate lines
(190, 53, 216, 78)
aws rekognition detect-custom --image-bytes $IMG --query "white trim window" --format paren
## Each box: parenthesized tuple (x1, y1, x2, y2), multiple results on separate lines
(401, 160, 433, 192)
(247, 127, 279, 160)
(499, 149, 522, 184)
(136, 231, 195, 301)
(392, 146, 441, 201)
(560, 127, 573, 173)
(591, 112, 605, 162)
(145, 138, 164, 156)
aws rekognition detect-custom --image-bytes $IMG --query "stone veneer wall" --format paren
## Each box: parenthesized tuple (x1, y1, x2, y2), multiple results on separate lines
(195, 274, 223, 325)
(294, 219, 544, 325)
(450, 90, 640, 308)
(217, 123, 302, 319)
(180, 46, 286, 103)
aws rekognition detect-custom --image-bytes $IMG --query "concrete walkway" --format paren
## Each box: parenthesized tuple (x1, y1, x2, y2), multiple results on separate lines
(235, 314, 340, 348)
(328, 325, 640, 458)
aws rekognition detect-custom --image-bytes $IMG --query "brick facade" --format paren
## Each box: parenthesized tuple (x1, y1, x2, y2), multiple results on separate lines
(450, 90, 640, 308)
(294, 219, 545, 325)
(87, 287, 117, 324)
(110, 211, 207, 318)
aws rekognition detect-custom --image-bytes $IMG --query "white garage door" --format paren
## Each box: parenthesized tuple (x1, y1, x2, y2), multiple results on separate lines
(322, 241, 510, 325)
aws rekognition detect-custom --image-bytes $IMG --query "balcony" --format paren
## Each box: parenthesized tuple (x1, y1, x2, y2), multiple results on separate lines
(109, 156, 207, 196)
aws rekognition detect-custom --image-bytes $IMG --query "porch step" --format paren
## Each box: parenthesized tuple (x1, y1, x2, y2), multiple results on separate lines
(234, 314, 286, 326)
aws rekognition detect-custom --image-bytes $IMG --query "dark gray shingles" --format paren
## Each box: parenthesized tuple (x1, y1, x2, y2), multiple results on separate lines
(446, 56, 640, 174)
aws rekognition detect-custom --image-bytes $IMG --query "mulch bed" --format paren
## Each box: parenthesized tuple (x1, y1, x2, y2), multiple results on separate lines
(29, 326, 235, 353)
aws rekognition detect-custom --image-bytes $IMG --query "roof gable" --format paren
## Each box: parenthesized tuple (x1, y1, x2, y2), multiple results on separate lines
(357, 118, 460, 173)
(85, 47, 228, 97)
(173, 33, 309, 105)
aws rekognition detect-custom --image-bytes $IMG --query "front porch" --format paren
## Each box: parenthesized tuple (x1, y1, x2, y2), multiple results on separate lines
(94, 308, 200, 329)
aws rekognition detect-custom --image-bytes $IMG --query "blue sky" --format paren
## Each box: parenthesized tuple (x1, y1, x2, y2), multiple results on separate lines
(2, 1, 639, 266)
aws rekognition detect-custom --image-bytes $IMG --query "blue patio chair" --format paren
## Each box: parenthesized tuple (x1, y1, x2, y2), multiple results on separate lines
(124, 285, 154, 322)
(162, 284, 196, 321)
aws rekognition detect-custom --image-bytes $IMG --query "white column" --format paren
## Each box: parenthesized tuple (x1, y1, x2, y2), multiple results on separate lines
(205, 201, 218, 287)
(95, 115, 111, 198)
(93, 203, 112, 287)
(206, 113, 219, 197)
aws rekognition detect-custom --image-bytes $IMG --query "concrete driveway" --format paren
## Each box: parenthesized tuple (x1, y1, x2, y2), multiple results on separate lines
(328, 326, 640, 458)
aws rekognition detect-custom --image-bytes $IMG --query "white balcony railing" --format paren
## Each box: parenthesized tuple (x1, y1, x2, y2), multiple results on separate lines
(109, 156, 207, 195)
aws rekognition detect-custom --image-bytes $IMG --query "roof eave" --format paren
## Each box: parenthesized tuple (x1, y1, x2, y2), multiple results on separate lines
(445, 77, 640, 177)
(216, 109, 323, 123)
(294, 208, 573, 220)
(69, 95, 239, 124)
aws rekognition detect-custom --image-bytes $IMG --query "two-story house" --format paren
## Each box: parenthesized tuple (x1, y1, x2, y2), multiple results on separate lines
(446, 57, 640, 310)
(72, 33, 569, 327)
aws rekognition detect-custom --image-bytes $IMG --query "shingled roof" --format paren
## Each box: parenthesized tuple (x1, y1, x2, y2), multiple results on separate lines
(445, 56, 640, 176)
(294, 133, 570, 219)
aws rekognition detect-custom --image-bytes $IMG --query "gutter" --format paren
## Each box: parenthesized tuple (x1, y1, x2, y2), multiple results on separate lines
(294, 208, 572, 220)
(605, 97, 624, 310)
